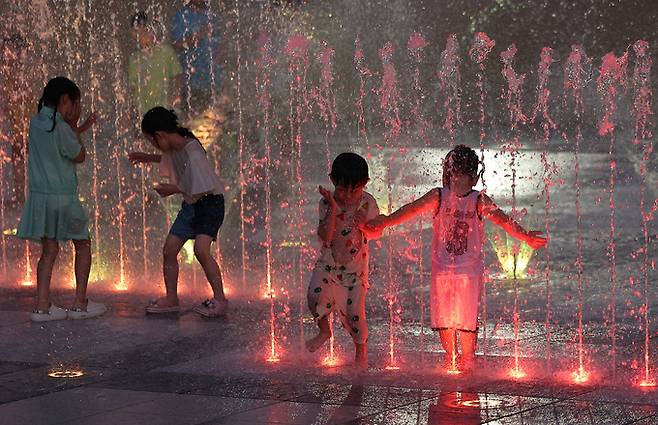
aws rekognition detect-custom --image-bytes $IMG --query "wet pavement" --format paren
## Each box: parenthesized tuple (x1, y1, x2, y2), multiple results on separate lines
(0, 285, 658, 425)
(2, 139, 658, 424)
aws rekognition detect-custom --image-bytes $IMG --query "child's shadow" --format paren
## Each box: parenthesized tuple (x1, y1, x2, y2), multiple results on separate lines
(321, 383, 366, 425)
(428, 391, 482, 425)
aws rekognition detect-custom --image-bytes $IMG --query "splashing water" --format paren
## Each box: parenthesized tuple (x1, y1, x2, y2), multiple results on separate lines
(437, 34, 461, 138)
(257, 32, 278, 362)
(469, 32, 495, 360)
(564, 43, 591, 383)
(632, 40, 654, 387)
(379, 41, 401, 370)
(597, 50, 628, 379)
(500, 43, 526, 378)
(354, 33, 371, 154)
(531, 46, 556, 366)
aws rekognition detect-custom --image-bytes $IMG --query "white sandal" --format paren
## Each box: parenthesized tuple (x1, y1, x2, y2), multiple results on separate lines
(31, 304, 67, 322)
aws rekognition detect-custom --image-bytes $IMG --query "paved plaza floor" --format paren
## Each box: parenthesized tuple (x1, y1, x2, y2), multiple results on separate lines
(1, 288, 658, 425)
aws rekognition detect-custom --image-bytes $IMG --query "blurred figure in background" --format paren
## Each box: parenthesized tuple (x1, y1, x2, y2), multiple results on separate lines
(128, 11, 183, 117)
(171, 0, 221, 118)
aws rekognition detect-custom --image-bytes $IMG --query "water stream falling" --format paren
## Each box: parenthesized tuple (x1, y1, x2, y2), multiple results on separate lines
(1, 1, 657, 387)
(468, 31, 495, 361)
(564, 43, 591, 383)
(531, 46, 556, 366)
(631, 39, 654, 387)
(500, 43, 527, 379)
(597, 50, 628, 380)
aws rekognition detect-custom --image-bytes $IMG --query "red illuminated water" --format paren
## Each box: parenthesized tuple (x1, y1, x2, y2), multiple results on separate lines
(531, 46, 556, 365)
(597, 50, 628, 379)
(564, 43, 591, 382)
(500, 43, 526, 377)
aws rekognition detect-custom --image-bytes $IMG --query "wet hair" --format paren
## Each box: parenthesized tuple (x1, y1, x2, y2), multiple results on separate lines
(141, 106, 201, 149)
(131, 11, 148, 29)
(330, 152, 369, 188)
(443, 144, 482, 181)
(38, 77, 81, 133)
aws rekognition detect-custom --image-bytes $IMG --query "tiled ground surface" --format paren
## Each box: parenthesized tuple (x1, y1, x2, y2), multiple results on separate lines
(1, 290, 658, 425)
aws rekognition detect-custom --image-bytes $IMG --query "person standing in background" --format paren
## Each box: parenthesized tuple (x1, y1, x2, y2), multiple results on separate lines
(171, 0, 221, 118)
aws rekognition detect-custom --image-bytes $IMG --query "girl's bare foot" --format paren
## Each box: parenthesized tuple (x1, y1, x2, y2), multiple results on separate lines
(306, 331, 331, 352)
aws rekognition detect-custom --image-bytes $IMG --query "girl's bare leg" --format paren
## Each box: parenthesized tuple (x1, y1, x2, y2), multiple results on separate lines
(72, 239, 91, 310)
(36, 238, 59, 311)
(355, 342, 368, 369)
(460, 330, 477, 363)
(162, 234, 186, 305)
(439, 329, 458, 368)
(193, 235, 225, 301)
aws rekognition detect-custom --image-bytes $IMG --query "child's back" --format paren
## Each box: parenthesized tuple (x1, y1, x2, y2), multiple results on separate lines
(26, 107, 80, 194)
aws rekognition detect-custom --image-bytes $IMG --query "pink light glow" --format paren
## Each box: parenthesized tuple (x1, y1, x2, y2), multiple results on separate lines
(509, 367, 526, 379)
(322, 354, 340, 367)
(572, 366, 590, 384)
(407, 32, 429, 51)
(638, 379, 656, 388)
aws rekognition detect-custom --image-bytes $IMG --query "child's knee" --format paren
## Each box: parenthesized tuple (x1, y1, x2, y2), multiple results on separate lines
(163, 245, 179, 262)
(41, 241, 60, 262)
(72, 239, 91, 254)
(193, 249, 213, 264)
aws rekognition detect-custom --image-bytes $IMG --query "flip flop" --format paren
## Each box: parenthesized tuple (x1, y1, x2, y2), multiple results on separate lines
(145, 298, 181, 314)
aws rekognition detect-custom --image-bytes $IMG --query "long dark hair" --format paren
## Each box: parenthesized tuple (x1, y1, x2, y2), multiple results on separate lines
(38, 77, 81, 133)
(141, 106, 201, 149)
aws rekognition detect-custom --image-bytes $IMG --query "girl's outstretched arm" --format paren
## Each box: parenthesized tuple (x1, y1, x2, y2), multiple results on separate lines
(478, 193, 547, 250)
(365, 188, 439, 233)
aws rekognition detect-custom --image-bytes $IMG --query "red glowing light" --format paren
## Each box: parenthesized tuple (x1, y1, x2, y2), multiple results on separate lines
(20, 280, 33, 287)
(322, 355, 340, 367)
(385, 365, 400, 371)
(639, 379, 656, 388)
(114, 282, 128, 291)
(266, 355, 280, 363)
(509, 367, 526, 379)
(261, 290, 276, 299)
(572, 367, 589, 384)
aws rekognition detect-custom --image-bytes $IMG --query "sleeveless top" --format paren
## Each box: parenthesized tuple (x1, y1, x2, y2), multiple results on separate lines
(431, 187, 484, 276)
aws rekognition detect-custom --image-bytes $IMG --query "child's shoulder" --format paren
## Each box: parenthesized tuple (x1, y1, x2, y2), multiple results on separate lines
(361, 190, 378, 205)
(362, 190, 375, 200)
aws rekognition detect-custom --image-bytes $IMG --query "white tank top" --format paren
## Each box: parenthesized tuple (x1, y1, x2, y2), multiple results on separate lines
(431, 187, 484, 276)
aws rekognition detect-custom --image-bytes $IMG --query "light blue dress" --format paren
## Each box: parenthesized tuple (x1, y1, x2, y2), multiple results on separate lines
(16, 106, 89, 241)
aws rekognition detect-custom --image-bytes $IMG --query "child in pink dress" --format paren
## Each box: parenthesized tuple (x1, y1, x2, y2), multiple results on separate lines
(366, 145, 546, 370)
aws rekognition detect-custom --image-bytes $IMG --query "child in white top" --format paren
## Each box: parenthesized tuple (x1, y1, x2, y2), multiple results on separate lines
(306, 153, 382, 369)
(366, 145, 546, 371)
(129, 106, 227, 317)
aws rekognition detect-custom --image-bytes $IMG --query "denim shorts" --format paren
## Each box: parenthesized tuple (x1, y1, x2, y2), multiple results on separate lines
(170, 194, 224, 241)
